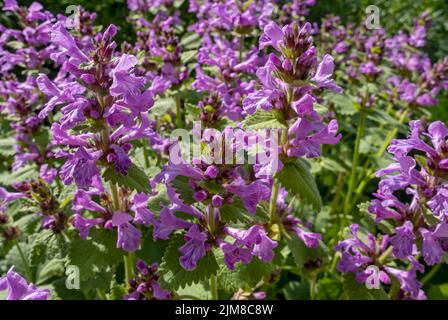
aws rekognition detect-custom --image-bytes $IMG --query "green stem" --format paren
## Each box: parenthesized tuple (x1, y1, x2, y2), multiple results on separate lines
(348, 110, 409, 210)
(124, 253, 135, 288)
(421, 264, 442, 285)
(207, 206, 216, 234)
(378, 246, 393, 265)
(310, 273, 317, 300)
(177, 294, 202, 300)
(142, 140, 150, 168)
(269, 178, 280, 224)
(344, 110, 367, 214)
(16, 242, 33, 283)
(96, 289, 107, 300)
(175, 94, 183, 129)
(331, 110, 367, 268)
(210, 274, 218, 300)
(388, 280, 400, 300)
(239, 35, 245, 61)
(109, 181, 120, 211)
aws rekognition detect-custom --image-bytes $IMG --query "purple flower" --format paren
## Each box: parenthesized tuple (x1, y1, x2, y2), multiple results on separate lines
(259, 22, 284, 51)
(109, 144, 132, 175)
(384, 257, 425, 300)
(153, 205, 192, 240)
(219, 241, 252, 270)
(0, 267, 50, 300)
(72, 189, 107, 214)
(109, 54, 153, 112)
(419, 228, 444, 266)
(179, 224, 208, 271)
(311, 54, 342, 93)
(72, 214, 104, 239)
(225, 180, 270, 214)
(60, 147, 100, 188)
(124, 259, 170, 300)
(389, 221, 415, 259)
(131, 193, 154, 226)
(151, 281, 171, 300)
(227, 225, 277, 262)
(112, 212, 142, 252)
(50, 22, 88, 64)
(293, 227, 322, 248)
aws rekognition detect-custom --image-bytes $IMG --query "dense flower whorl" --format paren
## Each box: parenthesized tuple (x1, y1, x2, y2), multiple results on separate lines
(244, 22, 342, 161)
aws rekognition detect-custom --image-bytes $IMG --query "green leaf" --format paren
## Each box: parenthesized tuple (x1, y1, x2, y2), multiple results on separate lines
(81, 267, 115, 291)
(107, 282, 128, 300)
(181, 33, 201, 50)
(0, 164, 39, 185)
(286, 234, 328, 270)
(220, 198, 268, 224)
(151, 96, 176, 117)
(218, 255, 274, 292)
(159, 234, 219, 290)
(283, 281, 309, 300)
(171, 176, 196, 205)
(14, 214, 40, 234)
(181, 50, 197, 64)
(277, 159, 322, 210)
(147, 188, 171, 214)
(29, 230, 68, 266)
(103, 163, 151, 193)
(0, 137, 15, 156)
(243, 110, 286, 130)
(176, 281, 211, 300)
(220, 203, 251, 224)
(36, 258, 65, 285)
(6, 41, 25, 50)
(327, 94, 357, 116)
(317, 278, 342, 299)
(51, 278, 85, 300)
(342, 273, 389, 300)
(5, 243, 31, 277)
(66, 229, 123, 281)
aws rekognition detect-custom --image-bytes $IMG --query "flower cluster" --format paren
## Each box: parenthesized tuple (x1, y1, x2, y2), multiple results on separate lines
(337, 120, 448, 300)
(124, 259, 171, 300)
(244, 22, 342, 160)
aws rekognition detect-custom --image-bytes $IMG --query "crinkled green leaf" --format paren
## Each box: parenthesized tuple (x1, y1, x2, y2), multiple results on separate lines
(159, 234, 219, 290)
(218, 255, 274, 292)
(29, 230, 68, 266)
(66, 229, 123, 281)
(243, 110, 286, 130)
(171, 175, 196, 205)
(277, 159, 322, 210)
(103, 163, 151, 193)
